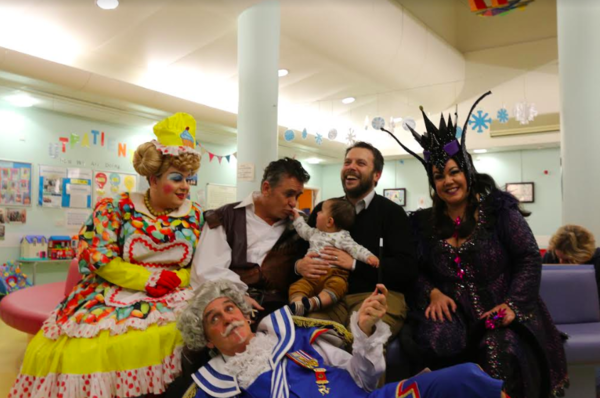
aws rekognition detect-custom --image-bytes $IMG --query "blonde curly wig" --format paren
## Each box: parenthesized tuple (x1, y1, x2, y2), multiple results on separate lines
(549, 224, 596, 264)
(133, 142, 200, 178)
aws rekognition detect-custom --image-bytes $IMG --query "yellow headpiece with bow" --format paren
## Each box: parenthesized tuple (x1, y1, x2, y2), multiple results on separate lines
(151, 112, 200, 158)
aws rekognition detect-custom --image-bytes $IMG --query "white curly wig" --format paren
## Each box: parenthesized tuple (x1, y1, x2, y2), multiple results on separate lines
(177, 279, 252, 351)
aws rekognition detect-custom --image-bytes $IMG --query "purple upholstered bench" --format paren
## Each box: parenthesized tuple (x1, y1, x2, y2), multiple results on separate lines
(540, 264, 600, 397)
(0, 259, 81, 335)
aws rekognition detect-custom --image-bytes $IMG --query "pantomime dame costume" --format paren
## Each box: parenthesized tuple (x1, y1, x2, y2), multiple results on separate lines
(10, 113, 204, 398)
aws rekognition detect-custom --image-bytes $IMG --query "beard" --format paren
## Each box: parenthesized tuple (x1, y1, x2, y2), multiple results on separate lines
(342, 171, 375, 199)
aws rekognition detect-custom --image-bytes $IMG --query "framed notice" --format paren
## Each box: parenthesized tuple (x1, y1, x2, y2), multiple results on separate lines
(206, 184, 236, 210)
(506, 182, 535, 203)
(0, 160, 32, 206)
(383, 188, 406, 207)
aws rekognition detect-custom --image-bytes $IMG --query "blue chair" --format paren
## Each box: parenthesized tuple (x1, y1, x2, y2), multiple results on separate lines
(540, 264, 600, 397)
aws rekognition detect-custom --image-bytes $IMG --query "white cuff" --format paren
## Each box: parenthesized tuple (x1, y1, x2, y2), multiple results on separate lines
(145, 270, 163, 288)
(351, 259, 357, 271)
(349, 311, 391, 359)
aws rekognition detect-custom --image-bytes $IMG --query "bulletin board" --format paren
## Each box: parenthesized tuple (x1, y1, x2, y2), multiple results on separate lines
(0, 160, 32, 206)
(205, 183, 236, 210)
(39, 165, 93, 208)
(93, 170, 137, 204)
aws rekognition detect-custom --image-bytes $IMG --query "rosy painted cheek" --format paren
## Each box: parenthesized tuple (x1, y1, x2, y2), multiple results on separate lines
(162, 184, 175, 195)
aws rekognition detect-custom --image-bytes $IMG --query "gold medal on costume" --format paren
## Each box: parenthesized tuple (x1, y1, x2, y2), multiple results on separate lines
(286, 350, 330, 395)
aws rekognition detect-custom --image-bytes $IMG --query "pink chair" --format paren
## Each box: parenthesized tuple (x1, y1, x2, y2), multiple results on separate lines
(0, 258, 81, 335)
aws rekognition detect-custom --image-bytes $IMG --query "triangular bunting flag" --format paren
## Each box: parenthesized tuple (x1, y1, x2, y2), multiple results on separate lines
(217, 156, 222, 164)
(209, 153, 215, 161)
(225, 155, 231, 163)
(233, 152, 238, 159)
(201, 148, 208, 155)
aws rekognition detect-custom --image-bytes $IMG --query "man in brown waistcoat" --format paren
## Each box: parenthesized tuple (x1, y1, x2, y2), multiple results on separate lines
(190, 157, 310, 316)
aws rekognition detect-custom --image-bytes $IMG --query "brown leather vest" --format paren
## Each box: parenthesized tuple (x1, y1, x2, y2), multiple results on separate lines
(204, 202, 306, 305)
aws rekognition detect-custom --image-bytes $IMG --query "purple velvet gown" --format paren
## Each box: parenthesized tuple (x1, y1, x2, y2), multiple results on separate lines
(410, 190, 568, 398)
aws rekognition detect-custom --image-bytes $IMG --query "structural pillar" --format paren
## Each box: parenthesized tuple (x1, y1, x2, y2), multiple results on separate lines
(557, 0, 600, 239)
(236, 0, 280, 200)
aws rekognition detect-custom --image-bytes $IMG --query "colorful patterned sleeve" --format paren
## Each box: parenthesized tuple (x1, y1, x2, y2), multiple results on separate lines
(77, 197, 123, 275)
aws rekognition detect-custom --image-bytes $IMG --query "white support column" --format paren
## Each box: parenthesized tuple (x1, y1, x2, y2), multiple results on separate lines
(557, 0, 600, 238)
(236, 0, 280, 200)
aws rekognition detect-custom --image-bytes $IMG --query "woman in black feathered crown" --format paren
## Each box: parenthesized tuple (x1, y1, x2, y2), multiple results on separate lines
(380, 92, 568, 398)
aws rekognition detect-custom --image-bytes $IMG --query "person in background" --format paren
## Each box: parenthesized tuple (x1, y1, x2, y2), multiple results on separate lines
(543, 224, 600, 300)
(384, 92, 568, 398)
(288, 198, 379, 317)
(10, 113, 204, 398)
(295, 141, 417, 340)
(177, 279, 508, 398)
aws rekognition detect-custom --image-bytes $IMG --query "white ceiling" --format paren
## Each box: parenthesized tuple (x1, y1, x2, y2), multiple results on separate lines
(0, 0, 559, 163)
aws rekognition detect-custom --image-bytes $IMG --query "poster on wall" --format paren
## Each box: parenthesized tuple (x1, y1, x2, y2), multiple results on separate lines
(7, 208, 27, 223)
(93, 170, 137, 204)
(39, 165, 67, 207)
(0, 160, 32, 206)
(62, 178, 92, 208)
(39, 166, 93, 208)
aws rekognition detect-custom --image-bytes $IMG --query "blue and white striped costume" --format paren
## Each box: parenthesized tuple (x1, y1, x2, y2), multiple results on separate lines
(187, 307, 504, 398)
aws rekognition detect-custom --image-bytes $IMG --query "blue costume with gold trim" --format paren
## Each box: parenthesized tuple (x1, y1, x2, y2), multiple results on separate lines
(186, 307, 503, 398)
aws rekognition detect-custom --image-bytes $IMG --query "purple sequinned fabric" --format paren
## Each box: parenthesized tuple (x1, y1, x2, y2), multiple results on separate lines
(410, 190, 568, 398)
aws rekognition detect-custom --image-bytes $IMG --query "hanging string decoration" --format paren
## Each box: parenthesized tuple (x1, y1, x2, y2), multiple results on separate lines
(197, 142, 237, 165)
(302, 128, 308, 140)
(514, 102, 537, 125)
(468, 110, 492, 133)
(497, 107, 509, 124)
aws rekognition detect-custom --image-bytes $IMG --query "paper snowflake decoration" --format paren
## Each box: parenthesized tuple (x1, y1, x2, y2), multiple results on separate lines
(371, 117, 385, 130)
(284, 129, 295, 142)
(455, 126, 463, 139)
(514, 102, 537, 125)
(497, 108, 509, 124)
(346, 128, 356, 146)
(328, 129, 338, 140)
(315, 133, 323, 145)
(302, 128, 308, 140)
(468, 110, 492, 133)
(402, 118, 416, 131)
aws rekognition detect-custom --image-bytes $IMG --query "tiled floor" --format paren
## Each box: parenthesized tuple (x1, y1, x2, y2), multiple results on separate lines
(0, 319, 28, 397)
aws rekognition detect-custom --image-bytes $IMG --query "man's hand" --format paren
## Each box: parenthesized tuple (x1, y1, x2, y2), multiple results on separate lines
(320, 247, 354, 270)
(366, 256, 379, 268)
(480, 303, 516, 327)
(426, 288, 457, 322)
(244, 295, 265, 311)
(357, 284, 388, 336)
(296, 252, 330, 280)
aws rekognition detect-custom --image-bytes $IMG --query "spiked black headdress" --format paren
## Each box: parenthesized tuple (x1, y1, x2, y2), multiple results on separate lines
(381, 91, 491, 191)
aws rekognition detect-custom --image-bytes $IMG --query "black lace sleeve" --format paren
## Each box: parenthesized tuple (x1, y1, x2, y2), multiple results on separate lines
(491, 190, 542, 321)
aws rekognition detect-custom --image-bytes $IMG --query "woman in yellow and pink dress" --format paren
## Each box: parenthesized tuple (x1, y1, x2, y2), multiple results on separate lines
(10, 113, 204, 398)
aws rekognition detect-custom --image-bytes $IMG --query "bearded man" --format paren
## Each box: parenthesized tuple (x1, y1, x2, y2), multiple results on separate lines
(296, 141, 417, 339)
(177, 279, 506, 398)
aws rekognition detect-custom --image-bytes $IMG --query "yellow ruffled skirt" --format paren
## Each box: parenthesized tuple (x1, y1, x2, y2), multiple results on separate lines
(9, 323, 182, 398)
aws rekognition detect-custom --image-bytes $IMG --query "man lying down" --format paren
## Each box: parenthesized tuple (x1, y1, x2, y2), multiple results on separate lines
(177, 280, 508, 398)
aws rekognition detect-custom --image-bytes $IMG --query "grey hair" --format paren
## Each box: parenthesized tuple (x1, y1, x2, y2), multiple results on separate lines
(177, 279, 252, 351)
